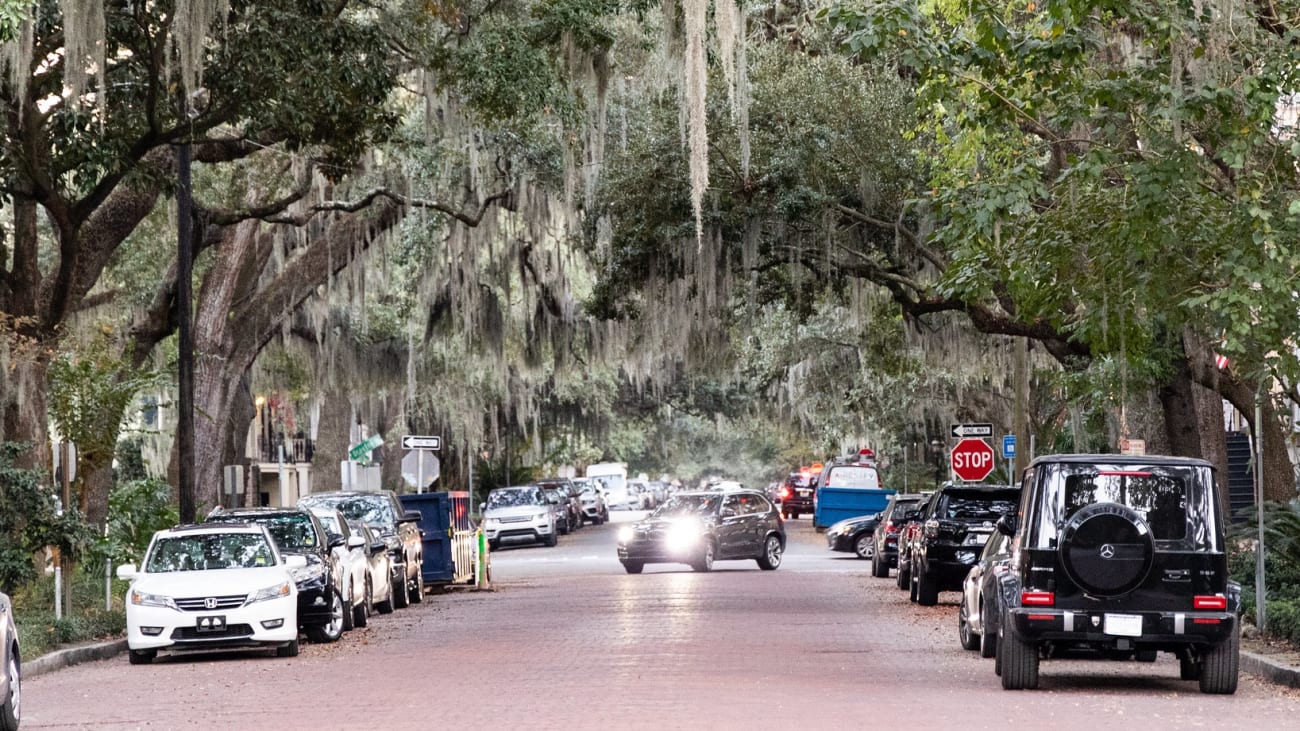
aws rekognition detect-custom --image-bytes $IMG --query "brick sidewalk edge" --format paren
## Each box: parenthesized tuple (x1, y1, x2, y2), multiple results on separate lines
(24, 637, 127, 679)
(18, 638, 1300, 690)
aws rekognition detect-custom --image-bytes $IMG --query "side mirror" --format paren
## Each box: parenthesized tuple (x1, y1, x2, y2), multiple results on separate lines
(116, 564, 138, 580)
(401, 510, 422, 523)
(370, 541, 387, 556)
(284, 555, 308, 569)
(479, 502, 486, 513)
(996, 514, 1018, 537)
(328, 536, 345, 549)
(346, 535, 366, 549)
(902, 510, 920, 522)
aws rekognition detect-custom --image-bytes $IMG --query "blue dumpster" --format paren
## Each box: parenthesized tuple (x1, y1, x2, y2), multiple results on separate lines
(399, 491, 475, 585)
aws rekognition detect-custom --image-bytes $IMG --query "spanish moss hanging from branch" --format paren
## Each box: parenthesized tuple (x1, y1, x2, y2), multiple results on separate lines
(683, 0, 709, 248)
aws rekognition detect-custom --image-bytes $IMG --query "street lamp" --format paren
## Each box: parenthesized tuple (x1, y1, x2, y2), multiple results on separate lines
(255, 395, 267, 460)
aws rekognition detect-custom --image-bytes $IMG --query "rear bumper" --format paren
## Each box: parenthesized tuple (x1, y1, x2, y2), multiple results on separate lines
(782, 497, 814, 512)
(1008, 608, 1238, 646)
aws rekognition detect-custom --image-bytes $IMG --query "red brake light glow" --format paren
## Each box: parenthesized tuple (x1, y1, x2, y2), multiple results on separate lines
(1021, 591, 1055, 607)
(1193, 595, 1227, 610)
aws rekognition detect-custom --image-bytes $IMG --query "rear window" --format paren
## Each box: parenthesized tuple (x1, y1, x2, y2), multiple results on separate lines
(937, 489, 1019, 521)
(824, 466, 880, 489)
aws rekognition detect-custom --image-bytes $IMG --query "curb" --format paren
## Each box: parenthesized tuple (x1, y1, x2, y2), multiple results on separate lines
(1242, 649, 1300, 689)
(24, 638, 127, 679)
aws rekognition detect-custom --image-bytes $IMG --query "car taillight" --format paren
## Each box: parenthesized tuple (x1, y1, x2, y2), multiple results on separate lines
(780, 487, 791, 499)
(884, 520, 896, 534)
(1193, 595, 1227, 610)
(1021, 591, 1055, 607)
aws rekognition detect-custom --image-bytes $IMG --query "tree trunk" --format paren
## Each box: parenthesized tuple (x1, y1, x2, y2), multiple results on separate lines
(312, 385, 354, 493)
(80, 464, 114, 526)
(1160, 347, 1203, 458)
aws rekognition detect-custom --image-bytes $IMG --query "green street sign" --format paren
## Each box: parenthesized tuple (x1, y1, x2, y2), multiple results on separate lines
(348, 434, 384, 462)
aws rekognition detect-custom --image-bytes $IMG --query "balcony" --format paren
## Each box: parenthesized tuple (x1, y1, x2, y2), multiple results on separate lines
(256, 433, 314, 464)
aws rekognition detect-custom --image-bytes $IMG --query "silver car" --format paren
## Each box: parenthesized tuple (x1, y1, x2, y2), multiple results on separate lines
(349, 521, 396, 616)
(2, 590, 18, 731)
(309, 507, 371, 629)
(481, 486, 558, 549)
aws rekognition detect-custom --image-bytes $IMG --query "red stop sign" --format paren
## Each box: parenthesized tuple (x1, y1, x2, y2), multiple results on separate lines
(951, 438, 995, 482)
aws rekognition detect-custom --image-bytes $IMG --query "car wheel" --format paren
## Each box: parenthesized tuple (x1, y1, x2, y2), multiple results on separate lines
(909, 572, 919, 602)
(871, 550, 888, 578)
(853, 533, 874, 560)
(692, 542, 716, 572)
(622, 561, 644, 574)
(354, 579, 371, 628)
(999, 627, 1039, 690)
(488, 539, 501, 551)
(127, 649, 155, 665)
(994, 631, 1003, 676)
(544, 531, 558, 547)
(980, 597, 998, 659)
(757, 535, 783, 570)
(959, 603, 980, 651)
(307, 591, 345, 643)
(1, 646, 17, 731)
(409, 568, 425, 604)
(896, 559, 910, 590)
(341, 591, 355, 632)
(276, 639, 299, 658)
(392, 566, 410, 609)
(916, 568, 939, 606)
(1198, 626, 1240, 694)
(375, 585, 395, 615)
(1180, 653, 1200, 681)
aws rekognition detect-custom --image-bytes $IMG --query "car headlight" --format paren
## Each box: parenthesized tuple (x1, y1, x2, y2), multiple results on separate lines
(130, 590, 176, 610)
(617, 526, 634, 544)
(291, 565, 326, 589)
(535, 511, 550, 521)
(247, 581, 293, 605)
(666, 520, 704, 553)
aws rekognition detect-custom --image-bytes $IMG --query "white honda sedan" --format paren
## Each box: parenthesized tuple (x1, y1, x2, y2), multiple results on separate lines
(118, 524, 305, 664)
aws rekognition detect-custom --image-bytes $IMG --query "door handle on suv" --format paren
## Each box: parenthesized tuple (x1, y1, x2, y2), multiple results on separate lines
(1162, 568, 1191, 582)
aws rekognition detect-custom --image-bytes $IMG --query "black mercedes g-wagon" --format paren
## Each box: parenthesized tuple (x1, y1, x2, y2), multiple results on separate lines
(994, 454, 1240, 694)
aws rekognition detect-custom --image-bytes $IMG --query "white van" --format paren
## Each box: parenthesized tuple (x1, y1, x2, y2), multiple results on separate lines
(586, 462, 630, 509)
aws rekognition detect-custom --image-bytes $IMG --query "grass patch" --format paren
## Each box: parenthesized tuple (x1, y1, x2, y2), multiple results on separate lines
(11, 565, 128, 658)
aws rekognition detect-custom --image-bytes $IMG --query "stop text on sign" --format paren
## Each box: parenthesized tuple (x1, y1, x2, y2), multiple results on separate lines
(951, 438, 995, 482)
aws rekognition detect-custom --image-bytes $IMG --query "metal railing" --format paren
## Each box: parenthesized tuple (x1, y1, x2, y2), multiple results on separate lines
(257, 433, 314, 463)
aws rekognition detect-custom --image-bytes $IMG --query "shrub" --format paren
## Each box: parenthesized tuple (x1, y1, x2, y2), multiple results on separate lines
(0, 442, 97, 594)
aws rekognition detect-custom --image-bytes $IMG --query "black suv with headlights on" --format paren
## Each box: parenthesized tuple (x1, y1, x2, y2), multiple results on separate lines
(908, 483, 1020, 606)
(995, 454, 1240, 694)
(617, 490, 786, 574)
(298, 491, 425, 609)
(205, 507, 347, 643)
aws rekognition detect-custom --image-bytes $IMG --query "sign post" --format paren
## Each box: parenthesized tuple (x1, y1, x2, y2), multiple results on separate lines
(400, 435, 442, 493)
(951, 438, 995, 482)
(348, 434, 384, 465)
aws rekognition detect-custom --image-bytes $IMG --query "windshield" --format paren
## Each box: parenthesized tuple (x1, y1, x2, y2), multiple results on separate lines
(313, 512, 344, 543)
(145, 533, 276, 572)
(824, 466, 880, 489)
(653, 494, 721, 517)
(209, 513, 319, 552)
(938, 491, 1019, 521)
(303, 496, 396, 527)
(487, 488, 542, 509)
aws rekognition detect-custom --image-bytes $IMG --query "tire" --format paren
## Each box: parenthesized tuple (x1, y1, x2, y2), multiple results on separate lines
(276, 639, 299, 658)
(916, 567, 939, 606)
(341, 594, 355, 632)
(959, 603, 981, 651)
(375, 586, 395, 615)
(409, 569, 425, 604)
(994, 633, 1003, 676)
(980, 597, 998, 659)
(1199, 627, 1240, 694)
(896, 554, 911, 590)
(692, 542, 716, 573)
(1180, 654, 1200, 681)
(354, 579, 371, 628)
(544, 531, 558, 547)
(306, 591, 345, 643)
(1, 646, 18, 731)
(1000, 627, 1039, 690)
(392, 566, 410, 609)
(757, 535, 783, 570)
(128, 649, 155, 665)
(853, 533, 874, 560)
(871, 550, 889, 578)
(488, 540, 500, 552)
(623, 561, 644, 574)
(909, 573, 919, 602)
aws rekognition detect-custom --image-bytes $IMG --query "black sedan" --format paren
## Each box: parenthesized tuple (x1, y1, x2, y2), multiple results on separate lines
(617, 490, 785, 573)
(205, 507, 347, 643)
(825, 513, 881, 559)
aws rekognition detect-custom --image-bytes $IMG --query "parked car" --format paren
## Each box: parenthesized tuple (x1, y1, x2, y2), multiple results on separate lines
(348, 520, 396, 616)
(574, 479, 609, 524)
(777, 471, 815, 519)
(871, 494, 927, 578)
(306, 507, 370, 629)
(958, 525, 1014, 659)
(537, 479, 582, 532)
(907, 483, 1019, 606)
(616, 489, 786, 573)
(995, 454, 1241, 694)
(117, 523, 305, 663)
(825, 512, 882, 559)
(894, 503, 928, 591)
(206, 507, 348, 643)
(481, 486, 559, 549)
(1, 590, 19, 730)
(298, 490, 425, 609)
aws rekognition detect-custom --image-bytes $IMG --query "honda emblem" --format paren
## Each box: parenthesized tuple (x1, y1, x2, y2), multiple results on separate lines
(204, 597, 218, 610)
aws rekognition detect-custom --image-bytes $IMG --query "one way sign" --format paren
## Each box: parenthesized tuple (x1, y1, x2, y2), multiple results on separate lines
(401, 435, 441, 451)
(950, 423, 994, 438)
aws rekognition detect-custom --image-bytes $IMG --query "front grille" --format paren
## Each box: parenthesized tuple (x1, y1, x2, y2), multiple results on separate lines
(170, 623, 255, 641)
(175, 595, 248, 612)
(498, 515, 534, 524)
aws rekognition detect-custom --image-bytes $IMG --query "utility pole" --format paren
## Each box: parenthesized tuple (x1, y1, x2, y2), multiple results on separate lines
(1013, 337, 1029, 476)
(177, 124, 196, 523)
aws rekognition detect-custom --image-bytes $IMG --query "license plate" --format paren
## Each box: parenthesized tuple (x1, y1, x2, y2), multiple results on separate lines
(963, 532, 991, 546)
(1104, 613, 1143, 637)
(196, 615, 227, 633)
(797, 489, 811, 497)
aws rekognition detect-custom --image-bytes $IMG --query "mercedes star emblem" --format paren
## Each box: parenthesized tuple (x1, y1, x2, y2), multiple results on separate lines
(1099, 544, 1116, 559)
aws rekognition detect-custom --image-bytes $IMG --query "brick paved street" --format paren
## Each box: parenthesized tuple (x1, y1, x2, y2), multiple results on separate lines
(21, 516, 1300, 730)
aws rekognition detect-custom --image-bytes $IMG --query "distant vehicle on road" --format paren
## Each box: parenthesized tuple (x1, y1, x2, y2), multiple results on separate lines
(778, 470, 815, 519)
(481, 486, 559, 549)
(587, 462, 630, 509)
(825, 513, 881, 559)
(906, 483, 1019, 606)
(616, 489, 785, 574)
(813, 451, 893, 529)
(870, 493, 927, 578)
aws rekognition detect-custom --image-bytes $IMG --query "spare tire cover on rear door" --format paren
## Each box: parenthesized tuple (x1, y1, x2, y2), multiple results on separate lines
(1058, 502, 1154, 597)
